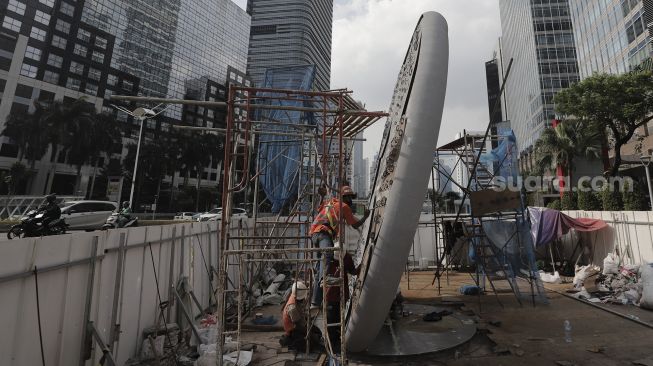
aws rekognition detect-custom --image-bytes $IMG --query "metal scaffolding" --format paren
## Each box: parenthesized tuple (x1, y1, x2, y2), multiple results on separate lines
(215, 85, 386, 364)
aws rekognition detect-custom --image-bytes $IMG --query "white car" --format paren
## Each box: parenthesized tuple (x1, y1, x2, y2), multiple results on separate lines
(174, 212, 196, 221)
(197, 208, 222, 222)
(60, 201, 118, 230)
(207, 208, 248, 221)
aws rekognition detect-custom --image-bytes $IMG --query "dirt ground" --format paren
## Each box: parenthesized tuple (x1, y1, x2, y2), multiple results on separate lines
(240, 271, 653, 366)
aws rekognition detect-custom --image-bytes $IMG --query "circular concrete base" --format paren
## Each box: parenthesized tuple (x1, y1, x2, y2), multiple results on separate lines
(364, 303, 476, 356)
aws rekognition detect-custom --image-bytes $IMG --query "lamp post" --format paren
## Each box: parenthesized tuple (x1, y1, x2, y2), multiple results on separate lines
(111, 105, 167, 209)
(640, 153, 653, 211)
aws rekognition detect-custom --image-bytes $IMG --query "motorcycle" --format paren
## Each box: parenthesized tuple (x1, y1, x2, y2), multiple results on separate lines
(7, 210, 69, 239)
(101, 212, 138, 230)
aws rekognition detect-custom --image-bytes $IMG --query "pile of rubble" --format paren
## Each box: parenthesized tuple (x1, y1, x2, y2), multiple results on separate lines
(569, 254, 653, 310)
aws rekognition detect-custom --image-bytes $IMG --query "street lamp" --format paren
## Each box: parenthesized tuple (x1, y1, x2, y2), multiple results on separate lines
(112, 104, 167, 210)
(639, 153, 653, 211)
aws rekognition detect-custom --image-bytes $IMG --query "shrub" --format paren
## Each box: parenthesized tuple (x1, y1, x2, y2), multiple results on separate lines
(600, 183, 623, 211)
(577, 183, 602, 211)
(546, 199, 562, 210)
(622, 181, 648, 211)
(560, 191, 577, 210)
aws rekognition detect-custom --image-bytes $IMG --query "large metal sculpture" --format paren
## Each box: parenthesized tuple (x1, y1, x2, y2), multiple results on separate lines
(346, 12, 449, 352)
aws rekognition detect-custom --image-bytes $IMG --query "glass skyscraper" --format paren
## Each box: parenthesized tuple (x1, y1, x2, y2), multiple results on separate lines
(0, 0, 250, 195)
(569, 0, 651, 78)
(498, 0, 580, 156)
(246, 0, 333, 91)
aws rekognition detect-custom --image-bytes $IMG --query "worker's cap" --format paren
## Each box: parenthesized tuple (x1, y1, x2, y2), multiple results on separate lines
(292, 281, 308, 300)
(341, 186, 357, 198)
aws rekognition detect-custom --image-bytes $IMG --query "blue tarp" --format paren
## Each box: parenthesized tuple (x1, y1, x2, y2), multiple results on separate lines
(256, 65, 316, 213)
(481, 128, 519, 180)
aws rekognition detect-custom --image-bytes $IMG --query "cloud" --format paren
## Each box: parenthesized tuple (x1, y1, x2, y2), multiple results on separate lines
(331, 0, 501, 160)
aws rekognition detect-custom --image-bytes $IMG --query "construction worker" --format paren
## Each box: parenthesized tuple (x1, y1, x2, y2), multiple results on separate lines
(280, 281, 309, 350)
(309, 185, 369, 309)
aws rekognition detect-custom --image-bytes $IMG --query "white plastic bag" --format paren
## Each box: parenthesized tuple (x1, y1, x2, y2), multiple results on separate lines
(602, 253, 619, 275)
(539, 270, 562, 284)
(573, 265, 600, 287)
(640, 263, 653, 310)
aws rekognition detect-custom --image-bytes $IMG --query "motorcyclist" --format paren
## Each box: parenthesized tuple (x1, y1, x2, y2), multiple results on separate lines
(38, 194, 61, 228)
(117, 201, 132, 227)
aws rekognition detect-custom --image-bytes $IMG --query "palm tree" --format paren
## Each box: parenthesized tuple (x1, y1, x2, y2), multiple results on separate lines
(88, 113, 123, 198)
(2, 103, 49, 168)
(65, 102, 98, 194)
(533, 119, 602, 190)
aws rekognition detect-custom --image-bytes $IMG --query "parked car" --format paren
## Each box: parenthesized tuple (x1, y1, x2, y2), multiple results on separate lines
(197, 208, 222, 222)
(174, 212, 196, 221)
(60, 201, 118, 230)
(207, 208, 248, 221)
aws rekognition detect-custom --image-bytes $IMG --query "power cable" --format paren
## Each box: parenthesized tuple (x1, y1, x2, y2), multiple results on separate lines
(33, 266, 46, 366)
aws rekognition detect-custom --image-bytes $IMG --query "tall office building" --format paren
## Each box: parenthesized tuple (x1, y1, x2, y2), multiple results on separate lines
(568, 0, 653, 160)
(0, 0, 250, 195)
(246, 0, 333, 91)
(498, 0, 580, 159)
(569, 1, 651, 77)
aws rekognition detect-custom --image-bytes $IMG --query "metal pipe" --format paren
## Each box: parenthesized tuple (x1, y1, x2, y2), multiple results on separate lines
(129, 117, 146, 209)
(171, 125, 367, 141)
(78, 236, 99, 366)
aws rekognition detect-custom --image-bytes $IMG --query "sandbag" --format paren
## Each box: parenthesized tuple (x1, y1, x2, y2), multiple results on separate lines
(602, 253, 619, 275)
(640, 263, 653, 310)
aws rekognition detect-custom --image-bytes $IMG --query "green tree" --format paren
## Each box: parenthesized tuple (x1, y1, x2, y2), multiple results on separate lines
(2, 103, 50, 168)
(554, 71, 653, 176)
(88, 113, 123, 198)
(444, 191, 461, 213)
(533, 119, 602, 186)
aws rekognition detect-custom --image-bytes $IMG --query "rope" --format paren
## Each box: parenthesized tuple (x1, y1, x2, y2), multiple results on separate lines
(33, 266, 46, 366)
(147, 242, 181, 365)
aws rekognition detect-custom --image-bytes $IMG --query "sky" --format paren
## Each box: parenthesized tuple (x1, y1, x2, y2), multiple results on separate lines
(232, 0, 502, 161)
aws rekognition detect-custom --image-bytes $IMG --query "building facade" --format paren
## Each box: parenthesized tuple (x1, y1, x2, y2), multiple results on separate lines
(0, 0, 250, 196)
(498, 0, 580, 161)
(246, 0, 333, 91)
(568, 0, 653, 160)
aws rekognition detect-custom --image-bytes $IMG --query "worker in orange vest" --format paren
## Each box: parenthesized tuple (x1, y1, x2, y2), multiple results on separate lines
(280, 281, 309, 350)
(309, 185, 369, 309)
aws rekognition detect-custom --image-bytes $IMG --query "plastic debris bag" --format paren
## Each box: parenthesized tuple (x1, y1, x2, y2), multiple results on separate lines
(602, 253, 619, 275)
(539, 270, 562, 284)
(640, 263, 653, 310)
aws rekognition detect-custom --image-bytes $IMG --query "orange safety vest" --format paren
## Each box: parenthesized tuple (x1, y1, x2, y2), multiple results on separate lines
(310, 198, 343, 236)
(282, 294, 297, 336)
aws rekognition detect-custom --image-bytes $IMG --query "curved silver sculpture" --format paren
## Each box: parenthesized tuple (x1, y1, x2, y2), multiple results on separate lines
(346, 12, 449, 352)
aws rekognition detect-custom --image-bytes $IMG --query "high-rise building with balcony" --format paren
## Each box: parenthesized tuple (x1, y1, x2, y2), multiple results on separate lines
(498, 0, 580, 158)
(246, 0, 333, 91)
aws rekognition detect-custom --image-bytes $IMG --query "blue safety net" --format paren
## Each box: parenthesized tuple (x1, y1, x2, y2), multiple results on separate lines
(481, 128, 519, 181)
(256, 65, 316, 213)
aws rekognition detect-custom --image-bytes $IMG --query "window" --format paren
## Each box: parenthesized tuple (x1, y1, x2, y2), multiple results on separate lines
(91, 51, 104, 63)
(39, 0, 55, 7)
(20, 63, 37, 78)
(7, 0, 26, 15)
(66, 77, 80, 91)
(2, 17, 21, 32)
(73, 44, 87, 57)
(43, 70, 59, 84)
(55, 19, 70, 33)
(85, 83, 98, 96)
(15, 84, 33, 98)
(122, 79, 133, 90)
(30, 26, 47, 41)
(24, 46, 41, 61)
(88, 67, 101, 81)
(107, 74, 117, 86)
(51, 35, 67, 49)
(95, 36, 107, 49)
(77, 29, 91, 42)
(34, 10, 51, 26)
(59, 2, 75, 16)
(47, 53, 63, 68)
(69, 61, 83, 75)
